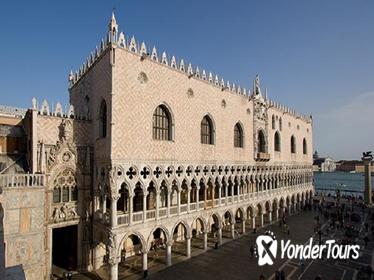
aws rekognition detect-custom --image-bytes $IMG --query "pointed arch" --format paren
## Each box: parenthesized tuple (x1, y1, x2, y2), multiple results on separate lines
(258, 129, 266, 153)
(234, 122, 244, 148)
(153, 104, 174, 141)
(274, 131, 281, 152)
(303, 138, 307, 155)
(291, 135, 296, 154)
(201, 114, 215, 145)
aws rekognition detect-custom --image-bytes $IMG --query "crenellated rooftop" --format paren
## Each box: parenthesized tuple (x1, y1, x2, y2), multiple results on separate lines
(30, 97, 91, 121)
(68, 13, 312, 123)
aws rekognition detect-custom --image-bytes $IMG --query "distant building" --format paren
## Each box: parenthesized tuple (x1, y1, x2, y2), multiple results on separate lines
(0, 105, 28, 174)
(313, 151, 336, 172)
(336, 160, 373, 173)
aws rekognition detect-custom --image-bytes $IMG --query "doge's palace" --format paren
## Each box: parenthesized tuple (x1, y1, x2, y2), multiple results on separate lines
(0, 13, 313, 280)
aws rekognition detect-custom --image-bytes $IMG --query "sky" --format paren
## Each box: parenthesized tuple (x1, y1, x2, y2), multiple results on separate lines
(0, 0, 373, 160)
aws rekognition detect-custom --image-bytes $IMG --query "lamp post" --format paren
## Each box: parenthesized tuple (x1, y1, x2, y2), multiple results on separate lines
(361, 151, 373, 206)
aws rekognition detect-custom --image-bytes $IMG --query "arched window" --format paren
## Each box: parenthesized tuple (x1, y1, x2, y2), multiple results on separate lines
(201, 115, 214, 145)
(53, 169, 77, 203)
(153, 105, 172, 141)
(291, 135, 296, 154)
(99, 100, 107, 138)
(53, 188, 61, 203)
(258, 130, 266, 153)
(117, 183, 129, 212)
(279, 118, 282, 131)
(274, 131, 281, 152)
(234, 123, 243, 148)
(303, 138, 307, 155)
(272, 115, 275, 129)
(62, 187, 69, 202)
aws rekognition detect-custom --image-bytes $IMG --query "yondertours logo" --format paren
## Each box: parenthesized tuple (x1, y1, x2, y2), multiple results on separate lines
(255, 231, 360, 266)
(256, 231, 277, 266)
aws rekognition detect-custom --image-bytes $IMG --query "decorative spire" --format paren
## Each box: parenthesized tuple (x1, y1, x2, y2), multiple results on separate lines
(108, 12, 118, 35)
(254, 74, 262, 96)
(68, 70, 74, 84)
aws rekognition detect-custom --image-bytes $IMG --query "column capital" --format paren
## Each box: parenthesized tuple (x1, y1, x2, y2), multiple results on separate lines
(110, 192, 120, 201)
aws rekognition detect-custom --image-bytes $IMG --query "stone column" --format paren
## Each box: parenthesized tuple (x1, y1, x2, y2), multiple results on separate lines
(362, 154, 373, 205)
(167, 191, 171, 217)
(110, 197, 118, 227)
(269, 210, 272, 223)
(103, 194, 107, 214)
(142, 252, 148, 272)
(242, 220, 246, 234)
(166, 243, 172, 266)
(276, 208, 279, 220)
(156, 191, 160, 220)
(260, 214, 264, 227)
(231, 224, 235, 239)
(203, 232, 208, 251)
(212, 185, 215, 207)
(129, 195, 133, 225)
(110, 262, 118, 280)
(186, 237, 191, 258)
(218, 185, 222, 206)
(225, 184, 228, 205)
(187, 188, 191, 212)
(196, 187, 200, 211)
(177, 190, 181, 215)
(218, 228, 223, 245)
(252, 216, 256, 229)
(143, 193, 147, 222)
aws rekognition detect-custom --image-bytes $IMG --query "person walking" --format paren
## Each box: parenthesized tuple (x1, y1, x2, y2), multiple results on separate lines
(250, 245, 254, 258)
(299, 259, 305, 274)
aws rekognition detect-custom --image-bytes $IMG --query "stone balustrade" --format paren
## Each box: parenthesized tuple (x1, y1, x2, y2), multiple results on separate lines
(0, 174, 45, 188)
(110, 184, 310, 227)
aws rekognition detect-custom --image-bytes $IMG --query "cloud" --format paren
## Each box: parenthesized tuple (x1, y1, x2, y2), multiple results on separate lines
(314, 91, 374, 160)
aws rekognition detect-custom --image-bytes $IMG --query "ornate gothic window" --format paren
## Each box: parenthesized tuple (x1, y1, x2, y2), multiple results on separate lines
(99, 100, 107, 138)
(272, 115, 275, 129)
(279, 118, 282, 131)
(62, 187, 69, 202)
(291, 135, 296, 154)
(117, 183, 129, 212)
(234, 123, 243, 148)
(258, 130, 266, 153)
(153, 105, 172, 141)
(53, 188, 61, 203)
(303, 138, 307, 155)
(274, 131, 281, 152)
(201, 115, 214, 145)
(53, 169, 78, 203)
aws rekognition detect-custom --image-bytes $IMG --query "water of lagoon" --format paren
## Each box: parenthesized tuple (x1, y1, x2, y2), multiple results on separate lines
(313, 171, 374, 194)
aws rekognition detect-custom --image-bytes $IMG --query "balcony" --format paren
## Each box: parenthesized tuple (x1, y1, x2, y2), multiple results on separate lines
(256, 152, 270, 162)
(113, 183, 312, 226)
(0, 174, 45, 188)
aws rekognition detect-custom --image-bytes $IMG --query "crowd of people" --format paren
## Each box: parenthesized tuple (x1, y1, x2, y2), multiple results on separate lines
(252, 191, 374, 280)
